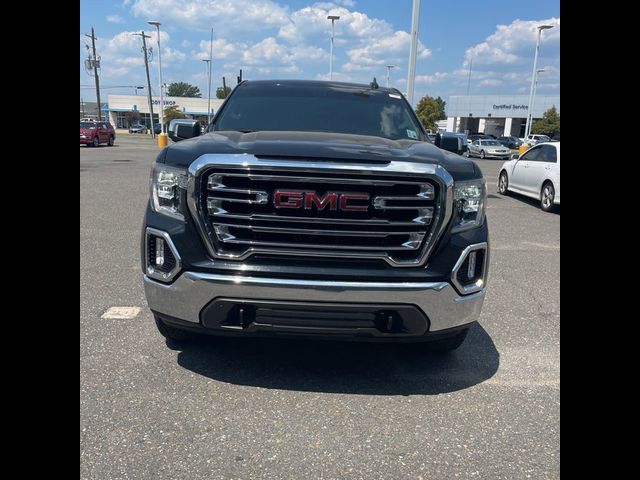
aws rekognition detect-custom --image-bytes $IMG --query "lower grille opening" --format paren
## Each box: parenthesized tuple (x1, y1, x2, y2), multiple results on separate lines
(202, 299, 430, 337)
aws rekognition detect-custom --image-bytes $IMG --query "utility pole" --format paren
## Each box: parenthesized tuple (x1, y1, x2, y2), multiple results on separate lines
(80, 98, 85, 118)
(222, 76, 227, 95)
(208, 28, 213, 121)
(133, 31, 156, 139)
(406, 0, 421, 105)
(85, 27, 102, 121)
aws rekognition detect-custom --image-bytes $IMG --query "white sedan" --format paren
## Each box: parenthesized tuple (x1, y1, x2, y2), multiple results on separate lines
(468, 139, 512, 159)
(497, 142, 560, 212)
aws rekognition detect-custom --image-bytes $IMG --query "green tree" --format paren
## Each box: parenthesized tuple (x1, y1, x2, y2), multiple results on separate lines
(166, 82, 201, 98)
(531, 105, 560, 137)
(216, 85, 232, 99)
(163, 105, 188, 125)
(415, 95, 446, 131)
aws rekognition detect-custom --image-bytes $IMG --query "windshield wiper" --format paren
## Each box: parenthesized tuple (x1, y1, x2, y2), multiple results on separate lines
(234, 129, 258, 133)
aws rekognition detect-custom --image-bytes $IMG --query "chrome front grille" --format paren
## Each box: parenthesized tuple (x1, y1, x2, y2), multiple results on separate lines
(187, 156, 453, 267)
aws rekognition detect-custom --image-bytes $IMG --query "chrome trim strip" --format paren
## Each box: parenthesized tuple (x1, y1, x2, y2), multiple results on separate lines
(144, 228, 182, 282)
(183, 272, 449, 290)
(186, 154, 454, 267)
(451, 242, 489, 295)
(217, 173, 431, 186)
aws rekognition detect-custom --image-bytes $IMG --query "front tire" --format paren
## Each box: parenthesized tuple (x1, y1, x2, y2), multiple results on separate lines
(108, 136, 115, 146)
(426, 329, 469, 352)
(154, 315, 200, 343)
(498, 171, 509, 194)
(480, 150, 486, 159)
(92, 136, 99, 147)
(540, 182, 557, 212)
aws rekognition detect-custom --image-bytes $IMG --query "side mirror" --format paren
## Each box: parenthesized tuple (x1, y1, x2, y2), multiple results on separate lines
(440, 136, 463, 154)
(511, 154, 520, 160)
(434, 133, 442, 148)
(168, 119, 201, 142)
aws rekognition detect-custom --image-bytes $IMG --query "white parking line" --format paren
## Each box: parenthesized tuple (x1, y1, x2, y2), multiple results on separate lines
(101, 306, 141, 319)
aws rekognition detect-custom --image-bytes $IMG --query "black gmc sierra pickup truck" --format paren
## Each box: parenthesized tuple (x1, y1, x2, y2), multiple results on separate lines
(142, 80, 488, 351)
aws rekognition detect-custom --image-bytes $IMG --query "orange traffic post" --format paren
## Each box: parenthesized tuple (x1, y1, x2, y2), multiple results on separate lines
(157, 133, 168, 148)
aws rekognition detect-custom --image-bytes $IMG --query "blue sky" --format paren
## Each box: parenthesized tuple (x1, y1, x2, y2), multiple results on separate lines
(80, 0, 560, 104)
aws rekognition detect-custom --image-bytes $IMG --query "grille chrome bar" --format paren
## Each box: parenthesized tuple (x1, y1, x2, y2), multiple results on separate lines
(229, 224, 418, 237)
(218, 237, 424, 251)
(208, 211, 433, 226)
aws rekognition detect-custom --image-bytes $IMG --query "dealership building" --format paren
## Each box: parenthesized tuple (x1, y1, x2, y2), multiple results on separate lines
(445, 94, 560, 137)
(106, 94, 225, 129)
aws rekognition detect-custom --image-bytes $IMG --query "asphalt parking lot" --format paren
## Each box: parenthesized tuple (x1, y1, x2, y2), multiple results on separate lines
(80, 134, 559, 479)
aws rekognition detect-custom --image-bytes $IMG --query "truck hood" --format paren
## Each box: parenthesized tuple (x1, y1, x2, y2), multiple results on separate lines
(161, 131, 481, 181)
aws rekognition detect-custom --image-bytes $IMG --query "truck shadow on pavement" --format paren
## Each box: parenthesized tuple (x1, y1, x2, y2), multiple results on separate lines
(172, 323, 499, 395)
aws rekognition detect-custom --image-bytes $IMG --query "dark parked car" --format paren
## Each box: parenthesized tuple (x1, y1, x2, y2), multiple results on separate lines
(80, 121, 115, 147)
(129, 123, 148, 134)
(497, 136, 522, 149)
(153, 123, 162, 135)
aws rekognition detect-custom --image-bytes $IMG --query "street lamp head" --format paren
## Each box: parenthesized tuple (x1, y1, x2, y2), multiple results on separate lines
(537, 69, 545, 73)
(538, 24, 554, 30)
(147, 21, 161, 27)
(327, 15, 340, 20)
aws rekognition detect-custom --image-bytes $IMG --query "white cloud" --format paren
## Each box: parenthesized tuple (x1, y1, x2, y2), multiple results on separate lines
(87, 29, 186, 85)
(345, 30, 430, 70)
(478, 79, 503, 87)
(415, 72, 449, 84)
(464, 17, 560, 66)
(106, 14, 126, 24)
(130, 0, 290, 33)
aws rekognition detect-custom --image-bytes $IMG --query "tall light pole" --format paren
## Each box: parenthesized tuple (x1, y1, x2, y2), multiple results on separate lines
(386, 65, 396, 87)
(524, 25, 553, 139)
(207, 28, 213, 122)
(529, 68, 545, 134)
(148, 21, 167, 147)
(327, 15, 340, 80)
(406, 0, 421, 105)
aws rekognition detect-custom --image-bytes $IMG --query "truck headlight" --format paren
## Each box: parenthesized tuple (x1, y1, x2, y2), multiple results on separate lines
(150, 164, 188, 220)
(452, 178, 486, 233)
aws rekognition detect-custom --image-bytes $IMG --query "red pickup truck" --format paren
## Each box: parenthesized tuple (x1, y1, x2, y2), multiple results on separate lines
(80, 121, 115, 147)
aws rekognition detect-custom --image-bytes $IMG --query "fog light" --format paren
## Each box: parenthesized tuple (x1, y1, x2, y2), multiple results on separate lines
(145, 228, 181, 282)
(467, 251, 476, 279)
(155, 237, 165, 266)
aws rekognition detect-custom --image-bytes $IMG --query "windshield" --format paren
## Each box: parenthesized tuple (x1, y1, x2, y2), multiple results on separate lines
(214, 83, 424, 141)
(482, 140, 500, 146)
(80, 122, 96, 129)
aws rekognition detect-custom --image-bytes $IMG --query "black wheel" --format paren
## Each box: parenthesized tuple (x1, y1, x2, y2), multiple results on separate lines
(498, 171, 509, 195)
(154, 315, 200, 343)
(92, 136, 99, 147)
(426, 329, 469, 352)
(540, 182, 557, 212)
(108, 136, 115, 146)
(480, 150, 486, 159)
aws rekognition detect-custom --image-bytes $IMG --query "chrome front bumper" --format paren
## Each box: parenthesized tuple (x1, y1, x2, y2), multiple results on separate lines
(143, 272, 486, 332)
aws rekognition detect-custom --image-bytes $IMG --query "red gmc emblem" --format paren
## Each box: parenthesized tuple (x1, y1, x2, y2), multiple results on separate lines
(274, 190, 370, 211)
